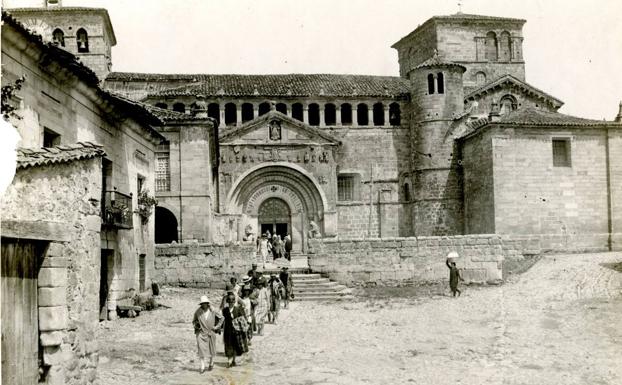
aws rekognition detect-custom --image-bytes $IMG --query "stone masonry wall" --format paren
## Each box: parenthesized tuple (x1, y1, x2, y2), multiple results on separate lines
(1, 158, 102, 385)
(308, 235, 536, 287)
(154, 242, 257, 288)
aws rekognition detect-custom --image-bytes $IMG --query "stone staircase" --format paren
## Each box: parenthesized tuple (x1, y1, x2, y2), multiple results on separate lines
(291, 273, 353, 301)
(258, 254, 353, 301)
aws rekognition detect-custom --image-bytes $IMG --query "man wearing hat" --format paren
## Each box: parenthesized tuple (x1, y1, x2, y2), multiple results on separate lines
(192, 295, 223, 373)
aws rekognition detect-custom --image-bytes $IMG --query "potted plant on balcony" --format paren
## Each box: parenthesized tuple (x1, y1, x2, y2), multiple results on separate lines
(135, 189, 158, 224)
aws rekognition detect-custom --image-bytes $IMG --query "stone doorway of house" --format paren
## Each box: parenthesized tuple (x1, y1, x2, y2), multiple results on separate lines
(258, 197, 291, 244)
(99, 249, 114, 321)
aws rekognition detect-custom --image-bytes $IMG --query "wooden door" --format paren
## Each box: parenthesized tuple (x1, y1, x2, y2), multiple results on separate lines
(1, 240, 44, 385)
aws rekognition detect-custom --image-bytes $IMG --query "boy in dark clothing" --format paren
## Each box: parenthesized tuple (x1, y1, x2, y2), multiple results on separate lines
(446, 257, 464, 297)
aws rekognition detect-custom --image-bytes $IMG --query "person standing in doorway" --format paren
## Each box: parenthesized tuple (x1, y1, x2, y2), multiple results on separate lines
(192, 296, 222, 373)
(258, 234, 269, 268)
(271, 234, 278, 260)
(284, 234, 292, 261)
(279, 267, 293, 309)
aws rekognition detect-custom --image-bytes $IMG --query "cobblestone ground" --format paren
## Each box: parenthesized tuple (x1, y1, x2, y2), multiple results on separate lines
(97, 252, 622, 385)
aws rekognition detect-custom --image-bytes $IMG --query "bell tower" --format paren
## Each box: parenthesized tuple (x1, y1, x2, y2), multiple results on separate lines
(8, 4, 117, 81)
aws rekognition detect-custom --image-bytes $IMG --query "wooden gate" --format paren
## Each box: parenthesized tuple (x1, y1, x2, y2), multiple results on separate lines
(1, 240, 45, 385)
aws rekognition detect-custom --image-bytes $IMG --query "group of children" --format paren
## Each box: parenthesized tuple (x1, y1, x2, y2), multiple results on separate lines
(192, 264, 293, 371)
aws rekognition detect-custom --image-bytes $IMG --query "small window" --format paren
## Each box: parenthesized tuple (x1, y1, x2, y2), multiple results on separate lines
(241, 103, 254, 122)
(372, 103, 384, 126)
(338, 174, 359, 201)
(276, 103, 287, 114)
(155, 102, 168, 109)
(155, 154, 171, 191)
(224, 103, 236, 126)
(552, 139, 571, 167)
(403, 183, 411, 202)
(437, 73, 444, 94)
(427, 74, 435, 94)
(52, 28, 65, 47)
(137, 174, 145, 194)
(292, 103, 303, 121)
(76, 28, 89, 53)
(43, 128, 61, 148)
(475, 71, 487, 86)
(389, 103, 401, 126)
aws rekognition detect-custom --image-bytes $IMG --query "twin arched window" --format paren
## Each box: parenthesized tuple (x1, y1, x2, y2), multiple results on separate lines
(427, 73, 445, 95)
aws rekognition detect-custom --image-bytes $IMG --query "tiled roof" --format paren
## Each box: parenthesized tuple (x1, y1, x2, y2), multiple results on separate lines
(16, 142, 105, 170)
(106, 73, 411, 98)
(464, 75, 564, 109)
(414, 55, 466, 71)
(142, 103, 198, 122)
(497, 108, 614, 126)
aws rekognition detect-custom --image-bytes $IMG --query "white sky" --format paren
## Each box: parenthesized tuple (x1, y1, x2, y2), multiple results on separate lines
(3, 0, 622, 120)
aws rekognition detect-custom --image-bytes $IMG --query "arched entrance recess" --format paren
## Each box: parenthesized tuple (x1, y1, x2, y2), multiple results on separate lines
(258, 198, 291, 240)
(226, 163, 328, 253)
(155, 206, 179, 244)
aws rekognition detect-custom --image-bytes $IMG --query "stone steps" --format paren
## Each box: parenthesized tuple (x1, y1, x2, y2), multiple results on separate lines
(291, 273, 353, 301)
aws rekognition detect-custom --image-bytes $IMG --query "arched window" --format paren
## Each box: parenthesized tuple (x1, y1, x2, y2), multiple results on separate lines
(224, 103, 237, 126)
(324, 103, 336, 126)
(403, 183, 411, 202)
(308, 103, 320, 126)
(76, 28, 89, 53)
(389, 103, 401, 126)
(292, 103, 303, 121)
(499, 31, 511, 61)
(258, 102, 270, 116)
(276, 103, 287, 114)
(475, 71, 487, 86)
(241, 103, 254, 122)
(437, 72, 444, 94)
(340, 103, 352, 125)
(427, 74, 435, 94)
(208, 103, 219, 125)
(485, 31, 498, 61)
(372, 103, 384, 126)
(155, 102, 168, 109)
(499, 95, 518, 115)
(52, 28, 65, 47)
(173, 103, 186, 113)
(357, 104, 369, 125)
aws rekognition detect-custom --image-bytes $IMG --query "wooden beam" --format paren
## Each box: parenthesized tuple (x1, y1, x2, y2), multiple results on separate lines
(1, 220, 71, 242)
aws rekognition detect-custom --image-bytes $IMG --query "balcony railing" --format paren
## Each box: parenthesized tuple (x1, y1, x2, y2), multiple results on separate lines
(102, 189, 133, 229)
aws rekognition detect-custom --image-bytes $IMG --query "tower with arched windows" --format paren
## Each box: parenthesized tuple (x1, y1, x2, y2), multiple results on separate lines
(7, 6, 117, 80)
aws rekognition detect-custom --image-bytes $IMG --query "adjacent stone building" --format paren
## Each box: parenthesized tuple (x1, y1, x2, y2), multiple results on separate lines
(2, 8, 164, 385)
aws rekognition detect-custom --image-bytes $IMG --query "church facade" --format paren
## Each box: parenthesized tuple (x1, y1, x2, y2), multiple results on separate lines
(11, 4, 622, 253)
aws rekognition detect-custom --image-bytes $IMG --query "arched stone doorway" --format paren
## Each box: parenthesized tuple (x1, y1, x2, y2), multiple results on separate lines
(155, 206, 178, 244)
(226, 163, 333, 253)
(258, 198, 291, 240)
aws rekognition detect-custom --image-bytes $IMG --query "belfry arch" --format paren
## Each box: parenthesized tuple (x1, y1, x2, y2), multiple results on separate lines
(226, 163, 330, 253)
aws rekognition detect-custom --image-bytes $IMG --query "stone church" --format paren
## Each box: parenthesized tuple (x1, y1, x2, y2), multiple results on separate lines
(10, 3, 622, 253)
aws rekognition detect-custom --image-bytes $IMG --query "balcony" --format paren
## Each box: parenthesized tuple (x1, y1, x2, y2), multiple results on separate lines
(102, 189, 133, 229)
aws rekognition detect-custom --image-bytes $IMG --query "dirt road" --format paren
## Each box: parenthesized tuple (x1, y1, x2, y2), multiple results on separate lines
(97, 252, 622, 385)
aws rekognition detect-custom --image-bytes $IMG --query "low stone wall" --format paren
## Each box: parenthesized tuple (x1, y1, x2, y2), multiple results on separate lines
(155, 242, 257, 287)
(308, 235, 534, 286)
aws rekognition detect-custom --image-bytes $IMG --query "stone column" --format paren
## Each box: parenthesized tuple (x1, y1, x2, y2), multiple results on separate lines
(319, 104, 326, 127)
(384, 105, 390, 127)
(368, 106, 374, 127)
(236, 104, 242, 127)
(303, 105, 309, 124)
(286, 104, 292, 117)
(253, 104, 258, 119)
(219, 106, 226, 128)
(336, 103, 342, 126)
(352, 104, 359, 127)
